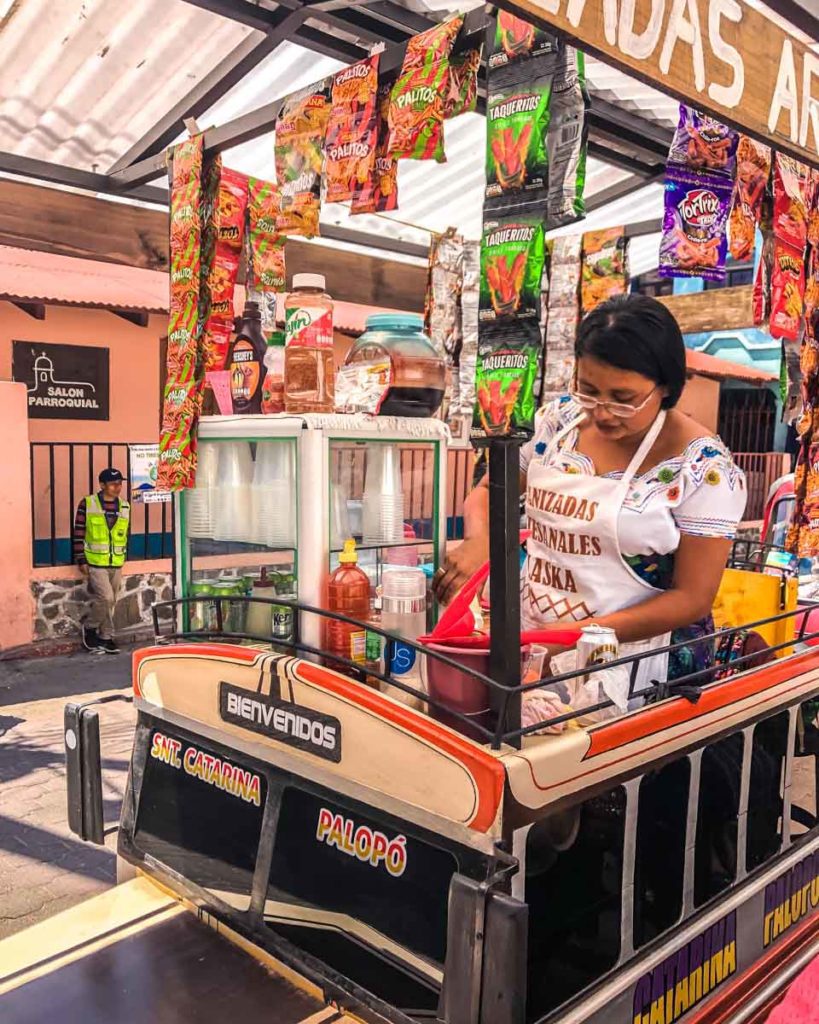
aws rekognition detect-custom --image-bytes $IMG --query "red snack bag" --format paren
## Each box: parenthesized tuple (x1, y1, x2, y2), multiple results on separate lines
(202, 321, 233, 378)
(351, 80, 398, 214)
(158, 378, 203, 491)
(324, 55, 379, 204)
(216, 168, 249, 251)
(774, 153, 809, 250)
(728, 136, 771, 261)
(388, 15, 464, 163)
(770, 238, 806, 341)
(275, 85, 330, 238)
(248, 177, 286, 291)
(807, 169, 819, 248)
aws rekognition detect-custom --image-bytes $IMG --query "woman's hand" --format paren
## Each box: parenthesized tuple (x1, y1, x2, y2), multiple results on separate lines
(432, 536, 489, 605)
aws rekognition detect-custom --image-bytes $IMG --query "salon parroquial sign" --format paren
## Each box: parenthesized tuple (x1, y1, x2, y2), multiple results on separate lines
(12, 341, 110, 420)
(506, 0, 819, 167)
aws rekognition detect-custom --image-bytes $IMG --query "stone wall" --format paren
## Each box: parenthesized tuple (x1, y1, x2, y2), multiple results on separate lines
(31, 571, 174, 642)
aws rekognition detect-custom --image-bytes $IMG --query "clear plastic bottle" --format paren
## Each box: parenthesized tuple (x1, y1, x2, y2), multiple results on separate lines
(325, 539, 370, 666)
(284, 273, 335, 414)
(261, 329, 286, 414)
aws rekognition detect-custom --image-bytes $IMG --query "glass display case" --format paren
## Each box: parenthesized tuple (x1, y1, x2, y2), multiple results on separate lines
(175, 414, 448, 651)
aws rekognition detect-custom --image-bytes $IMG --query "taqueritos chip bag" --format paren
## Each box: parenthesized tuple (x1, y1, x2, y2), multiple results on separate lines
(324, 55, 379, 204)
(488, 11, 559, 73)
(387, 14, 464, 163)
(480, 210, 545, 325)
(275, 84, 330, 237)
(473, 324, 541, 436)
(486, 79, 551, 204)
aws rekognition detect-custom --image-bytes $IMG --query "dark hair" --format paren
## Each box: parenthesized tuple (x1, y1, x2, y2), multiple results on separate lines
(574, 294, 687, 409)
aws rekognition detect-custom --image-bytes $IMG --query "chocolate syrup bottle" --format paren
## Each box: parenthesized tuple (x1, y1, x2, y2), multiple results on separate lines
(227, 301, 266, 414)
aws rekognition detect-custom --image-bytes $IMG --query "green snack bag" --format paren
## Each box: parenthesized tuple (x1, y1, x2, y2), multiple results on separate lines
(486, 79, 551, 205)
(545, 47, 588, 229)
(473, 324, 541, 436)
(480, 209, 546, 325)
(488, 11, 560, 75)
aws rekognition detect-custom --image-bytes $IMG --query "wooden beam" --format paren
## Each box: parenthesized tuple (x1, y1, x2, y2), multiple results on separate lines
(0, 180, 427, 311)
(657, 286, 755, 334)
(11, 300, 45, 320)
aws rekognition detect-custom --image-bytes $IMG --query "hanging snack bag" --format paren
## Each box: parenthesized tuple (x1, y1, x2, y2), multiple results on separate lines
(488, 11, 560, 73)
(545, 46, 588, 230)
(387, 15, 463, 163)
(773, 153, 809, 250)
(474, 324, 541, 435)
(807, 170, 819, 248)
(659, 167, 732, 281)
(351, 79, 399, 214)
(275, 84, 330, 238)
(770, 238, 806, 342)
(480, 209, 546, 324)
(216, 168, 249, 251)
(668, 106, 738, 177)
(445, 49, 481, 119)
(324, 56, 379, 204)
(248, 177, 286, 291)
(486, 78, 551, 204)
(159, 378, 203, 491)
(729, 136, 772, 261)
(580, 228, 628, 315)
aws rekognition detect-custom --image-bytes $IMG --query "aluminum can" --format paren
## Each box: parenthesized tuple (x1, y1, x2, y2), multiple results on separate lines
(272, 595, 295, 643)
(577, 624, 619, 678)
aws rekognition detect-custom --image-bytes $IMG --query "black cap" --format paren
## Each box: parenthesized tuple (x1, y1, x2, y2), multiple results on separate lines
(99, 468, 124, 484)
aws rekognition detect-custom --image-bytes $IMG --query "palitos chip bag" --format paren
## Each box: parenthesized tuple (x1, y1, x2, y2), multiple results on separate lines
(480, 209, 546, 325)
(445, 49, 481, 119)
(275, 84, 330, 238)
(580, 228, 628, 315)
(486, 78, 551, 204)
(770, 238, 806, 342)
(324, 56, 379, 204)
(488, 11, 559, 73)
(387, 15, 463, 163)
(351, 79, 399, 214)
(659, 167, 732, 282)
(248, 177, 286, 291)
(474, 324, 541, 436)
(729, 136, 771, 261)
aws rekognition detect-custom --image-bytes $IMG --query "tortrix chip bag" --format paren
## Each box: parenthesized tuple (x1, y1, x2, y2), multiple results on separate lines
(324, 55, 379, 204)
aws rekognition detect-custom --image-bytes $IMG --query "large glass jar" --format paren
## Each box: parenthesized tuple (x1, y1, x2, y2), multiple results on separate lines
(345, 313, 445, 417)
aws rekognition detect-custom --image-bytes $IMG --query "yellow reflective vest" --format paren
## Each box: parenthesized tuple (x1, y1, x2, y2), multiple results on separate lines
(83, 494, 130, 567)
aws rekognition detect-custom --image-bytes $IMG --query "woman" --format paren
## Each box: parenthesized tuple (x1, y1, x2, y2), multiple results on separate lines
(434, 294, 747, 684)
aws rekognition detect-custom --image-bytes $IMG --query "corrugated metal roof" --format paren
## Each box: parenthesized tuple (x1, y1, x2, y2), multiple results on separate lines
(686, 348, 778, 383)
(0, 243, 167, 311)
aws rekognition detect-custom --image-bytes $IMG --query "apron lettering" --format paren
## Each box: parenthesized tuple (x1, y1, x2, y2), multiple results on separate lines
(527, 486, 598, 522)
(527, 518, 602, 556)
(527, 556, 578, 593)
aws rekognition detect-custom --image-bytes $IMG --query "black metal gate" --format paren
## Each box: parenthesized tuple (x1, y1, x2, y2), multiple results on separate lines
(717, 387, 776, 454)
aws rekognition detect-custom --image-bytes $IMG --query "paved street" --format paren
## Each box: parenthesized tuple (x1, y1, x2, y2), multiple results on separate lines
(0, 648, 136, 939)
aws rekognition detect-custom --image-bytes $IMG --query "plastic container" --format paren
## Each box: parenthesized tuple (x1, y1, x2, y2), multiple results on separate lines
(345, 313, 445, 417)
(228, 301, 267, 414)
(261, 329, 286, 414)
(362, 444, 404, 546)
(381, 567, 427, 709)
(284, 273, 335, 414)
(325, 539, 371, 666)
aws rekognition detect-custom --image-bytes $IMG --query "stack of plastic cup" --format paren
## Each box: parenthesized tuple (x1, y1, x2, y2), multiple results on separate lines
(186, 442, 218, 539)
(213, 441, 253, 542)
(362, 444, 405, 547)
(251, 442, 295, 548)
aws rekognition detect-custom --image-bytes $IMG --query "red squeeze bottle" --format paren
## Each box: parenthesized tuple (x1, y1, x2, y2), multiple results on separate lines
(325, 539, 371, 666)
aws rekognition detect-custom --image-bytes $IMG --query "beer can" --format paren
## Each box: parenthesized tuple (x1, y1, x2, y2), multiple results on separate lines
(272, 594, 295, 643)
(577, 624, 619, 679)
(190, 579, 218, 632)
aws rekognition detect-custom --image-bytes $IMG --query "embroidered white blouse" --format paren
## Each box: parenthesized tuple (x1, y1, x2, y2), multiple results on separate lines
(519, 396, 748, 558)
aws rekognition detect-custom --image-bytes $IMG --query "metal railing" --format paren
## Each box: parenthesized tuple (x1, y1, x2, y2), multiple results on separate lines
(30, 441, 175, 567)
(733, 451, 791, 522)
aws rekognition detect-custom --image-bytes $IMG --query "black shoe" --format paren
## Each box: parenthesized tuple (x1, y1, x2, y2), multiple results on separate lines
(82, 625, 100, 651)
(98, 638, 120, 655)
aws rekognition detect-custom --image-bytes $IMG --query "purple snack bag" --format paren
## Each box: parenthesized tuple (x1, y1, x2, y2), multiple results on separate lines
(659, 167, 732, 282)
(668, 105, 738, 179)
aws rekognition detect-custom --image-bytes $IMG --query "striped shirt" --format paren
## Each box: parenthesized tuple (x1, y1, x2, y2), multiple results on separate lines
(73, 492, 123, 565)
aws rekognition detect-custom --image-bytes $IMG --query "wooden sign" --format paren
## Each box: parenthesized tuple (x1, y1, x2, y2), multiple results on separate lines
(657, 284, 754, 332)
(504, 0, 819, 167)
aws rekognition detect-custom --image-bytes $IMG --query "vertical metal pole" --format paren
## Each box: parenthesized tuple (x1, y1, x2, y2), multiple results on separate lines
(48, 443, 56, 566)
(487, 437, 523, 748)
(30, 443, 37, 566)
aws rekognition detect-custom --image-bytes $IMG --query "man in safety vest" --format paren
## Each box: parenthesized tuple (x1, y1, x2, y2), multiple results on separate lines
(73, 467, 130, 654)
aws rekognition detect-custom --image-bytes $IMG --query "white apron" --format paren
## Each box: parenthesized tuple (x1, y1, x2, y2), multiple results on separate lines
(522, 411, 670, 689)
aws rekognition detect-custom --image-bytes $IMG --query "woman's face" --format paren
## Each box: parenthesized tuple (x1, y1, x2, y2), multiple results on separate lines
(575, 355, 666, 441)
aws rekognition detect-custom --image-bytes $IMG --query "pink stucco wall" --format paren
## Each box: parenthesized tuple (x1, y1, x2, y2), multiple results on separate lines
(0, 381, 34, 651)
(0, 301, 166, 545)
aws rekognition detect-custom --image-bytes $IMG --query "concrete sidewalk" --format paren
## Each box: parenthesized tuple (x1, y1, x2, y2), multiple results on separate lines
(0, 646, 137, 938)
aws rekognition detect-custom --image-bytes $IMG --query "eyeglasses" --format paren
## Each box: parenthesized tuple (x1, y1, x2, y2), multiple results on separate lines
(570, 386, 658, 419)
